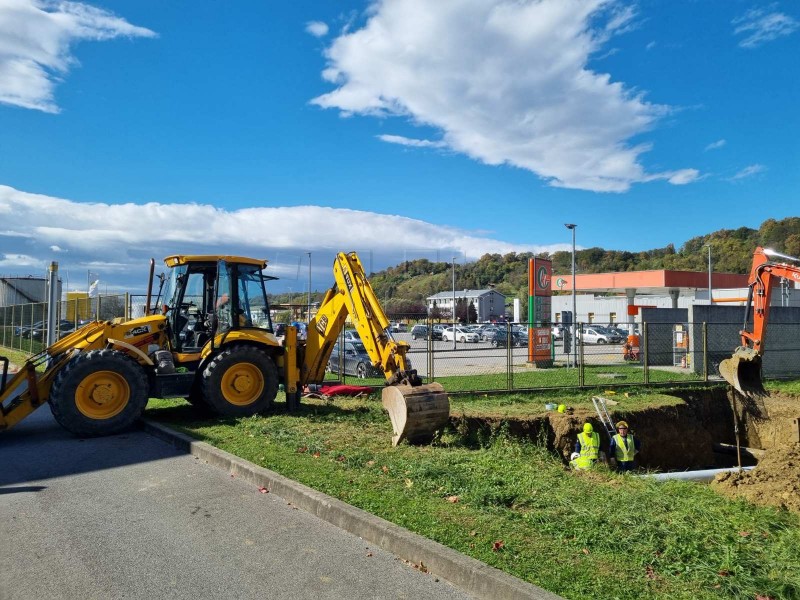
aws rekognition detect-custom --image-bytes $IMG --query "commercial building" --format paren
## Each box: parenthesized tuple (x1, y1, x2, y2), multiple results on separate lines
(426, 289, 506, 323)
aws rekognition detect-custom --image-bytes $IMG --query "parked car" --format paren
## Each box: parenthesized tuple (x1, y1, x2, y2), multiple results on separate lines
(18, 319, 75, 341)
(480, 325, 504, 341)
(431, 324, 446, 340)
(389, 322, 407, 332)
(410, 324, 429, 340)
(441, 326, 480, 343)
(326, 341, 383, 378)
(488, 329, 526, 347)
(552, 325, 564, 340)
(342, 329, 361, 342)
(15, 320, 45, 338)
(579, 325, 624, 344)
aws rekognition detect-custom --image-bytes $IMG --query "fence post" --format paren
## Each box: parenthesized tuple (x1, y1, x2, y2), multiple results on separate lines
(507, 324, 513, 391)
(578, 322, 585, 387)
(643, 322, 650, 385)
(702, 322, 708, 382)
(427, 318, 434, 383)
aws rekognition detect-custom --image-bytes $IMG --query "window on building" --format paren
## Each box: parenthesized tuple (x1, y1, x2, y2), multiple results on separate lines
(609, 312, 616, 324)
(588, 312, 594, 323)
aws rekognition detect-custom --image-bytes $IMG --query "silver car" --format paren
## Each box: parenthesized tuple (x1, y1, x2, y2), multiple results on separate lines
(327, 341, 383, 378)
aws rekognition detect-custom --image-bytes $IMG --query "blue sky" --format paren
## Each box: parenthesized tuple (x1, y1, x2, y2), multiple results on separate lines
(0, 0, 798, 294)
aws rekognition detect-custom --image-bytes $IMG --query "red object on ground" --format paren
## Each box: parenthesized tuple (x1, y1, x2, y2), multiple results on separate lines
(317, 384, 374, 397)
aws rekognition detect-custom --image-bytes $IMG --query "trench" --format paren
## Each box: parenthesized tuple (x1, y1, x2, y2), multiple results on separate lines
(451, 388, 799, 472)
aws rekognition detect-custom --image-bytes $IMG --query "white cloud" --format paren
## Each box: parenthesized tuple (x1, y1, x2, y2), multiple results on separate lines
(377, 134, 447, 148)
(311, 0, 697, 193)
(704, 139, 726, 151)
(731, 164, 766, 180)
(305, 20, 329, 38)
(0, 0, 155, 113)
(733, 6, 799, 48)
(0, 184, 557, 290)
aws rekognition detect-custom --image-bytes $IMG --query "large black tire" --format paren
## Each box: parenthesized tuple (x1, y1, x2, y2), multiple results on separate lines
(356, 362, 367, 379)
(201, 346, 278, 416)
(49, 349, 149, 437)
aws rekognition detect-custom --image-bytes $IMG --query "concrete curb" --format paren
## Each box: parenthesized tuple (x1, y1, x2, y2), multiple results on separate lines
(142, 419, 563, 600)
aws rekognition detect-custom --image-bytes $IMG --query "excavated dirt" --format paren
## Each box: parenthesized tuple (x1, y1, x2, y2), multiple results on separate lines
(454, 390, 800, 511)
(713, 443, 800, 513)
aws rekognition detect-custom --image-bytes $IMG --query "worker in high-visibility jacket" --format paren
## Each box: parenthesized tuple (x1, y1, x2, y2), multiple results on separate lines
(570, 422, 601, 470)
(608, 420, 641, 472)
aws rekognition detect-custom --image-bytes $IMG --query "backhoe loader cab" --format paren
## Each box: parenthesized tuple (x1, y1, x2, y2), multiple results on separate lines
(159, 255, 275, 352)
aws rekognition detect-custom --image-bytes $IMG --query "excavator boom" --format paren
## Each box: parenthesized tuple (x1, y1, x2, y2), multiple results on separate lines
(719, 246, 800, 397)
(305, 252, 450, 445)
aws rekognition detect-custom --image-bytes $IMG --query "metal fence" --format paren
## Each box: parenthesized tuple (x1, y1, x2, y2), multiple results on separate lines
(3, 299, 797, 393)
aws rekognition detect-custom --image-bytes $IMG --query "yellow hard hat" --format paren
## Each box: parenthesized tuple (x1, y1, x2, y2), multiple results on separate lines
(616, 421, 629, 429)
(557, 404, 566, 413)
(583, 423, 593, 434)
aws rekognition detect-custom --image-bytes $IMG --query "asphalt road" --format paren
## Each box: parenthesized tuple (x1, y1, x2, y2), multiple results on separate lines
(0, 407, 472, 600)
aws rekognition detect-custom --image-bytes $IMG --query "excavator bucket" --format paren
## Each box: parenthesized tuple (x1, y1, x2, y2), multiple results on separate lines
(382, 383, 450, 446)
(719, 347, 766, 398)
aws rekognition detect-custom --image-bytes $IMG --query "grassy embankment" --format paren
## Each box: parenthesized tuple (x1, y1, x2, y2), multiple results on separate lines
(145, 384, 800, 600)
(5, 340, 797, 598)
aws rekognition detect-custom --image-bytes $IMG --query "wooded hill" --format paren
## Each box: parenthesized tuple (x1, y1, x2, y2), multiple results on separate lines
(365, 217, 800, 315)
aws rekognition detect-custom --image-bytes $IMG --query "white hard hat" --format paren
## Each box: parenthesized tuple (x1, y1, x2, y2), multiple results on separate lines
(570, 452, 580, 460)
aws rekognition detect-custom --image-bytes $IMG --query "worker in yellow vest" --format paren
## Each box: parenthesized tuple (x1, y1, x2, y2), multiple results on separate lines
(609, 420, 641, 472)
(570, 422, 601, 470)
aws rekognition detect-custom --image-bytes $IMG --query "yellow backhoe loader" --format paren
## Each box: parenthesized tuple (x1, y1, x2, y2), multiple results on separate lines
(0, 252, 449, 445)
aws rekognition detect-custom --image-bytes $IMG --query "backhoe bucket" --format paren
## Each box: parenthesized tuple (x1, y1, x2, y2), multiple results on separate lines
(719, 347, 766, 398)
(382, 383, 450, 446)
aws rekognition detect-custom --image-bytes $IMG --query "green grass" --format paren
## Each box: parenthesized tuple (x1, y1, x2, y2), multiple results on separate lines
(145, 394, 800, 600)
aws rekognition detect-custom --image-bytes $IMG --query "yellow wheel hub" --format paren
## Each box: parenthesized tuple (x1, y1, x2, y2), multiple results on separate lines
(221, 363, 264, 406)
(75, 370, 130, 420)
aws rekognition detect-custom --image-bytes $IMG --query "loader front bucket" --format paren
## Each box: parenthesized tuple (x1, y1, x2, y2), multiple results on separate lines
(382, 382, 450, 446)
(719, 347, 766, 398)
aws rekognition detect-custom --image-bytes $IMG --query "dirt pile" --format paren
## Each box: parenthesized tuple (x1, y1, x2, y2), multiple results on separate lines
(713, 443, 800, 513)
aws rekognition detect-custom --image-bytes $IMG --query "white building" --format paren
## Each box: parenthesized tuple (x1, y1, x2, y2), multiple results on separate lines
(427, 289, 506, 322)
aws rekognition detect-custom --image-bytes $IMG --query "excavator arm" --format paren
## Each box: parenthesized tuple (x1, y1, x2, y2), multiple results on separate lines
(303, 252, 449, 445)
(303, 252, 418, 386)
(719, 246, 800, 397)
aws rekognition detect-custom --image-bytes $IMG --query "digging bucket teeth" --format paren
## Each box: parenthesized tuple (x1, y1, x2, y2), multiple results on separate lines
(381, 383, 450, 446)
(719, 347, 766, 399)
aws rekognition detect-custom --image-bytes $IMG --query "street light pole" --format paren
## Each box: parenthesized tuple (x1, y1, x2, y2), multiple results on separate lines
(706, 244, 712, 305)
(307, 252, 312, 320)
(452, 257, 457, 350)
(565, 224, 577, 368)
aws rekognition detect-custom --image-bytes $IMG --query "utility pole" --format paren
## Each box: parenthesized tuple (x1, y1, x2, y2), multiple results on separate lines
(565, 224, 578, 368)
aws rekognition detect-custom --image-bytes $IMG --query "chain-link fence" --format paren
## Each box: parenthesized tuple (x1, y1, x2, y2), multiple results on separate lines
(0, 294, 131, 354)
(3, 301, 798, 392)
(324, 318, 800, 391)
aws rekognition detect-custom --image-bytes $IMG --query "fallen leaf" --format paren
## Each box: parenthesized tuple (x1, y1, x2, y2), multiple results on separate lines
(645, 566, 657, 580)
(366, 460, 375, 466)
(336, 455, 346, 462)
(446, 495, 459, 503)
(381, 465, 389, 473)
(312, 451, 321, 458)
(756, 595, 774, 600)
(404, 478, 413, 488)
(582, 548, 590, 555)
(718, 570, 730, 577)
(738, 531, 751, 537)
(297, 446, 308, 453)
(492, 540, 504, 552)
(258, 486, 268, 494)
(469, 530, 477, 537)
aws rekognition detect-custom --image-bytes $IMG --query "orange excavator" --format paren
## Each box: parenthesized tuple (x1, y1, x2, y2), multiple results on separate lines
(719, 246, 800, 398)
